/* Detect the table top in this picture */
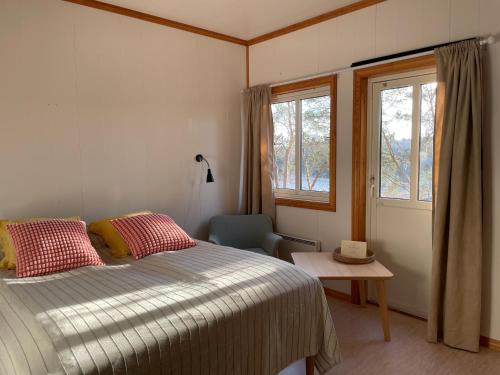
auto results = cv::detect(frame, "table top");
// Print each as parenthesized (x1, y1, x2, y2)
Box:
(291, 252, 394, 280)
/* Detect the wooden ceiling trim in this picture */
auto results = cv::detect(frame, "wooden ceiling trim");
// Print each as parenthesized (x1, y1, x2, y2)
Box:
(62, 0, 386, 47)
(247, 0, 386, 45)
(62, 0, 248, 46)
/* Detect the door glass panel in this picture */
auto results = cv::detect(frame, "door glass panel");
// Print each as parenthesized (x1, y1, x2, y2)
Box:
(301, 96, 330, 192)
(418, 82, 437, 201)
(379, 86, 413, 200)
(272, 101, 296, 190)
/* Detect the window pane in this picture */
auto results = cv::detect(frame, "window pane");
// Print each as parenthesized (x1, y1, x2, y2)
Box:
(379, 86, 413, 200)
(301, 96, 330, 192)
(418, 82, 437, 202)
(272, 101, 296, 189)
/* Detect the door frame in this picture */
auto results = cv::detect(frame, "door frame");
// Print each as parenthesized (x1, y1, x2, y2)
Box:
(350, 54, 436, 303)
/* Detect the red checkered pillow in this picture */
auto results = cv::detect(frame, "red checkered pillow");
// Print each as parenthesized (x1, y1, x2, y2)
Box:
(7, 220, 104, 278)
(111, 213, 196, 259)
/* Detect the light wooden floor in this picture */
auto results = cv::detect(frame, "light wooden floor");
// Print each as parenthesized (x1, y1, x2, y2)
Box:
(280, 297, 500, 375)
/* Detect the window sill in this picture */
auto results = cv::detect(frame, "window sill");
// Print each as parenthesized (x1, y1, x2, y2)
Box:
(275, 197, 336, 212)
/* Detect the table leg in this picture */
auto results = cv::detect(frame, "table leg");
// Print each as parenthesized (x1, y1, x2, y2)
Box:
(350, 280, 360, 304)
(375, 279, 391, 341)
(306, 355, 315, 375)
(359, 280, 367, 307)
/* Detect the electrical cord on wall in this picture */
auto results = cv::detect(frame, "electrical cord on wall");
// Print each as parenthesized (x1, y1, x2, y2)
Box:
(182, 162, 205, 236)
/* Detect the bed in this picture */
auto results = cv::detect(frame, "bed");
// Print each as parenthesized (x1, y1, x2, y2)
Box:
(0, 238, 340, 375)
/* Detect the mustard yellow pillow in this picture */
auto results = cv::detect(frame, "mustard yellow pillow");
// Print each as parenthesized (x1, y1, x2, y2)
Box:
(0, 217, 80, 269)
(0, 227, 14, 269)
(0, 224, 16, 270)
(88, 212, 151, 257)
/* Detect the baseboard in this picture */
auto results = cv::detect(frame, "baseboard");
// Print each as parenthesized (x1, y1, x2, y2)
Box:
(323, 287, 500, 352)
(365, 299, 427, 322)
(323, 287, 351, 302)
(480, 336, 500, 351)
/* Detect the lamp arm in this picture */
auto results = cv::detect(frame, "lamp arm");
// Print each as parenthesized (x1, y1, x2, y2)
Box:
(195, 154, 210, 167)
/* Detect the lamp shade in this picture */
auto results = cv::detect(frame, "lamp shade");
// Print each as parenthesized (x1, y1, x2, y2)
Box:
(206, 168, 214, 183)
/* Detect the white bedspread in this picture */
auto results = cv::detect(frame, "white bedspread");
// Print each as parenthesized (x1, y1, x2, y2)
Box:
(0, 240, 340, 374)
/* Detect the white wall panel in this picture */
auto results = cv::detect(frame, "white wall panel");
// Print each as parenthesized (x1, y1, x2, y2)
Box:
(0, 0, 246, 239)
(250, 25, 321, 85)
(450, 0, 480, 40)
(318, 6, 376, 71)
(375, 0, 451, 57)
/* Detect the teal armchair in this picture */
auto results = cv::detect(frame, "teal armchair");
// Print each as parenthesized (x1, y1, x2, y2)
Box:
(208, 214, 282, 257)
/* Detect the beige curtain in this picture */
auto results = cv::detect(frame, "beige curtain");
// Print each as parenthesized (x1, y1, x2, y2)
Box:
(240, 85, 275, 220)
(428, 40, 483, 352)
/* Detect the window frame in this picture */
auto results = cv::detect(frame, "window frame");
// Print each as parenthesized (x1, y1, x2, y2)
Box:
(271, 75, 337, 212)
(368, 70, 436, 211)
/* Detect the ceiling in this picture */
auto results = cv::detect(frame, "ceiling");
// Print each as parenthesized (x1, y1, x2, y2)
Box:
(103, 0, 358, 40)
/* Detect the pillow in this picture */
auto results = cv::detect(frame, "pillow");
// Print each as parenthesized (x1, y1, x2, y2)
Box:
(0, 216, 80, 270)
(111, 213, 196, 259)
(7, 220, 104, 278)
(0, 246, 8, 269)
(88, 211, 151, 257)
(0, 231, 11, 269)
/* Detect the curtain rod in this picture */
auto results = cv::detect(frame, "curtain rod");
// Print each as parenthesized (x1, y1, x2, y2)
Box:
(265, 35, 495, 89)
(351, 36, 494, 67)
(268, 50, 431, 88)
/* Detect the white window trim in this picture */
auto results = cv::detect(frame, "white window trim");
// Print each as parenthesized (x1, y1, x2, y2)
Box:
(272, 85, 331, 203)
(368, 70, 436, 211)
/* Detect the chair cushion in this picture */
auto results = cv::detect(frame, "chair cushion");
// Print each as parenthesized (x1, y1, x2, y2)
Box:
(245, 248, 270, 256)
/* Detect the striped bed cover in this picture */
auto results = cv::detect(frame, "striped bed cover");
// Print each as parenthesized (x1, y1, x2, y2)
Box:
(0, 240, 340, 375)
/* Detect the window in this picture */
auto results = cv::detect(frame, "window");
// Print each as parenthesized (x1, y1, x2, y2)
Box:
(373, 72, 436, 206)
(418, 82, 437, 202)
(271, 76, 336, 211)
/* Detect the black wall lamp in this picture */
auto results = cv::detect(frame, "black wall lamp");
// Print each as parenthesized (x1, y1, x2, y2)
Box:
(195, 154, 214, 183)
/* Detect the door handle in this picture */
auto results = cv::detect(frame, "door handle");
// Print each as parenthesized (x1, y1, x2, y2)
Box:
(370, 176, 376, 198)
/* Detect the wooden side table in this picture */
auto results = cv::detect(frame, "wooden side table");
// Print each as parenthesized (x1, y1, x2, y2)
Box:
(292, 252, 394, 341)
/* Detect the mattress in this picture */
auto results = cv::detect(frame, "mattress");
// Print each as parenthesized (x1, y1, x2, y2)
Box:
(0, 239, 340, 374)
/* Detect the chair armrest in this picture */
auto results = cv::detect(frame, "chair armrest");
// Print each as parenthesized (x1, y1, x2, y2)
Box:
(208, 233, 221, 245)
(262, 232, 283, 257)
